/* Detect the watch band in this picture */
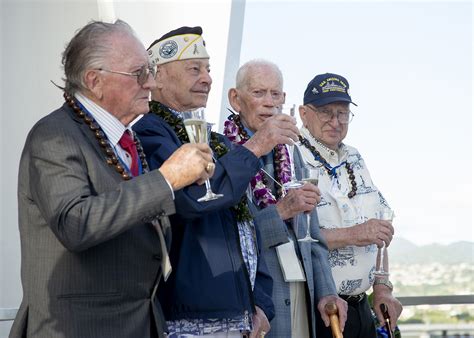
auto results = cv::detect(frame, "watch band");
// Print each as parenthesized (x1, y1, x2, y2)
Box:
(373, 277, 393, 291)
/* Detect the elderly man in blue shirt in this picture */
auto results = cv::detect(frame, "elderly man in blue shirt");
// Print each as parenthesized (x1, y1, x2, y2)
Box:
(134, 27, 300, 338)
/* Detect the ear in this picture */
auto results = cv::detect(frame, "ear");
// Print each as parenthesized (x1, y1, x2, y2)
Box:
(228, 88, 241, 112)
(299, 105, 307, 126)
(282, 91, 287, 104)
(154, 65, 166, 90)
(84, 69, 103, 100)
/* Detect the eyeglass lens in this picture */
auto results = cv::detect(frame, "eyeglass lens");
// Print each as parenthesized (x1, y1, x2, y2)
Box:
(315, 108, 353, 124)
(137, 65, 156, 86)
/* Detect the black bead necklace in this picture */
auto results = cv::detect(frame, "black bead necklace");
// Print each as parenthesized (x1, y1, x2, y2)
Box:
(150, 101, 253, 222)
(298, 135, 357, 198)
(149, 101, 228, 156)
(64, 92, 148, 180)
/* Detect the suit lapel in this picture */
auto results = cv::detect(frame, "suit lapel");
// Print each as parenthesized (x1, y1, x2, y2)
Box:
(64, 103, 124, 182)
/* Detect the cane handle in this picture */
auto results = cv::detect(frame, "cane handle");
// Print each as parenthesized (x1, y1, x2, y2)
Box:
(325, 302, 343, 338)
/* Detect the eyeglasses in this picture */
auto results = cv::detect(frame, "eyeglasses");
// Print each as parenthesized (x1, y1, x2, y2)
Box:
(97, 65, 156, 86)
(306, 105, 354, 124)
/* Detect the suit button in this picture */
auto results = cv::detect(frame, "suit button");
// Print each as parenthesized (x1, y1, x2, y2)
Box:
(285, 299, 291, 306)
(153, 254, 161, 260)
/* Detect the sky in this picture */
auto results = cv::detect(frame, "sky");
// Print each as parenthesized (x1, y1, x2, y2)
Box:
(239, 0, 472, 245)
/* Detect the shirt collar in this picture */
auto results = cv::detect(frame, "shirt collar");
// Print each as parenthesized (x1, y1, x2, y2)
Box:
(168, 106, 184, 119)
(75, 93, 130, 146)
(300, 127, 348, 163)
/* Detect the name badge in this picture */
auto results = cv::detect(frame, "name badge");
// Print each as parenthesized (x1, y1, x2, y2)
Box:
(276, 239, 306, 282)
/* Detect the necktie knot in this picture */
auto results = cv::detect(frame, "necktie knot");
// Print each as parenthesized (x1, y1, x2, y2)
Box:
(118, 130, 139, 176)
(119, 130, 135, 149)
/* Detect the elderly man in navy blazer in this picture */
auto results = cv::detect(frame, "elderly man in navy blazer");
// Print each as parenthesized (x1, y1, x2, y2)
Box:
(134, 26, 303, 338)
(10, 20, 213, 338)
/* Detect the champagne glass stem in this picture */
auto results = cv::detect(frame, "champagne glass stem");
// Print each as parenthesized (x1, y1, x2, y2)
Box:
(376, 241, 387, 275)
(378, 243, 385, 273)
(375, 208, 394, 275)
(197, 178, 223, 202)
(306, 214, 312, 238)
(383, 245, 389, 272)
(204, 179, 212, 192)
(288, 144, 297, 180)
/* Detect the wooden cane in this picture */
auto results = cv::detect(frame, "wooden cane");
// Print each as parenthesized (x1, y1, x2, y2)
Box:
(325, 302, 343, 338)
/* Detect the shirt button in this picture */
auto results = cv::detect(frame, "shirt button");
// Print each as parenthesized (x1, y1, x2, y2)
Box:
(285, 299, 291, 306)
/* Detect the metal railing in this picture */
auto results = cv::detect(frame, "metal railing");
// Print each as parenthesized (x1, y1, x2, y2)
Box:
(397, 295, 474, 306)
(0, 309, 17, 322)
(1, 295, 473, 329)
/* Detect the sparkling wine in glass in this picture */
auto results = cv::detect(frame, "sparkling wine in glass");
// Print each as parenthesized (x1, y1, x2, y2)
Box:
(298, 166, 320, 242)
(374, 208, 394, 276)
(279, 104, 303, 190)
(182, 108, 223, 202)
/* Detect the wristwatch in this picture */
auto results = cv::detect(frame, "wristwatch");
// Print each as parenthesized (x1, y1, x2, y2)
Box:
(373, 276, 393, 291)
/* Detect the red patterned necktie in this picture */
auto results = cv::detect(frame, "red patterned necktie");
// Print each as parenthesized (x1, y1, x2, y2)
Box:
(118, 130, 139, 176)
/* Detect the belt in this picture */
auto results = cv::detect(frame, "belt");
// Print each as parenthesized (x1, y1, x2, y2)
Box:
(339, 293, 366, 304)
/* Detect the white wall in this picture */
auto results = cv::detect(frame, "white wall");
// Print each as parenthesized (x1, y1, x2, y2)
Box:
(0, 1, 236, 336)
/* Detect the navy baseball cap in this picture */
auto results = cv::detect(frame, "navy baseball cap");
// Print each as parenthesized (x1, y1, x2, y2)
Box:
(303, 73, 357, 107)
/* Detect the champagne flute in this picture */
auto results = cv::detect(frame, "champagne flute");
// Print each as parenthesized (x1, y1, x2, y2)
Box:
(298, 165, 320, 242)
(279, 104, 303, 190)
(182, 108, 223, 202)
(374, 208, 394, 276)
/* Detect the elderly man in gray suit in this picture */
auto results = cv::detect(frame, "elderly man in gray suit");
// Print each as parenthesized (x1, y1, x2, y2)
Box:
(10, 20, 214, 338)
(224, 59, 348, 337)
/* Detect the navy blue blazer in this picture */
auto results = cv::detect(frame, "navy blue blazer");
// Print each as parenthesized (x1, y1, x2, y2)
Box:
(133, 111, 275, 322)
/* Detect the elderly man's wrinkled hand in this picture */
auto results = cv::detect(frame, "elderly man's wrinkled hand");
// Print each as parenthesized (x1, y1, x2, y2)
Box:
(249, 306, 270, 338)
(276, 183, 320, 220)
(159, 143, 214, 190)
(244, 114, 299, 158)
(373, 286, 403, 331)
(351, 218, 394, 247)
(317, 295, 348, 333)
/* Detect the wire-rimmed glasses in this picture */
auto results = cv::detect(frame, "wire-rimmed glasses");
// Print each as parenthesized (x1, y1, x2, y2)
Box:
(97, 64, 156, 86)
(306, 104, 354, 124)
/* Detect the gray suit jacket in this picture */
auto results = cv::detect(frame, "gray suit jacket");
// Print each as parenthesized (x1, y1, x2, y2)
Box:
(10, 103, 175, 338)
(249, 148, 336, 338)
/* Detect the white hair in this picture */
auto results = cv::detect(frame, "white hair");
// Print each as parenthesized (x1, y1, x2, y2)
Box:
(235, 59, 284, 89)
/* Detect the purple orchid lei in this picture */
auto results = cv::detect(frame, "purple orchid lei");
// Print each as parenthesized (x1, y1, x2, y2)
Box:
(223, 113, 292, 209)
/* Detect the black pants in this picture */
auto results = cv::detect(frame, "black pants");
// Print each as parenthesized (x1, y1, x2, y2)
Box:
(315, 294, 376, 338)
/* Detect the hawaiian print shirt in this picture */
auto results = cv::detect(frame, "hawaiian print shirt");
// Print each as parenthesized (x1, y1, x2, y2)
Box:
(297, 127, 391, 295)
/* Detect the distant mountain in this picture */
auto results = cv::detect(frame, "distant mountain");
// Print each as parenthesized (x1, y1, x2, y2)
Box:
(389, 237, 474, 264)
